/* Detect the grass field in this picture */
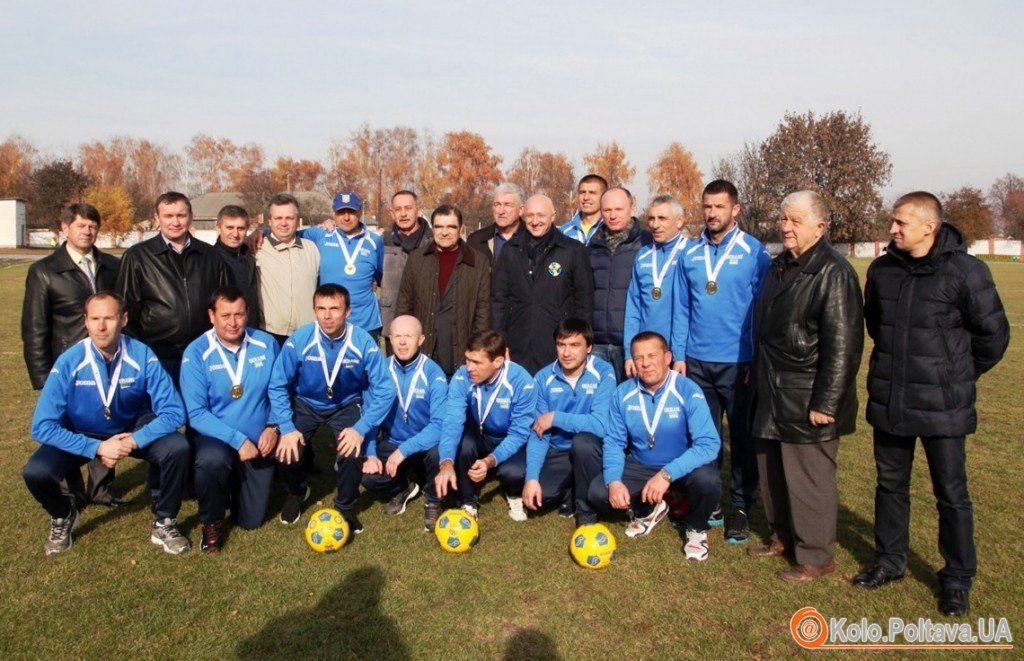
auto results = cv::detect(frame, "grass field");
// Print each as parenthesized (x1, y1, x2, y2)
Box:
(0, 259, 1020, 659)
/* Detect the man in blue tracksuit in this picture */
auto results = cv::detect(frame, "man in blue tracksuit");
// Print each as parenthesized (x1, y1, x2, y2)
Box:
(524, 319, 615, 526)
(559, 174, 608, 245)
(590, 331, 721, 561)
(181, 286, 281, 553)
(434, 330, 538, 521)
(270, 283, 395, 532)
(672, 180, 771, 542)
(361, 315, 448, 531)
(23, 292, 190, 556)
(297, 192, 385, 338)
(623, 195, 688, 379)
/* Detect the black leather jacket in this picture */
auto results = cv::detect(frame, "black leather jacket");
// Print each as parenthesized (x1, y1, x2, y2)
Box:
(116, 234, 228, 360)
(751, 238, 864, 443)
(22, 243, 121, 389)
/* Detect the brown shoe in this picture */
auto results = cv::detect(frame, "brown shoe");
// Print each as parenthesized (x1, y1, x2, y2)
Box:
(748, 540, 790, 558)
(779, 562, 837, 583)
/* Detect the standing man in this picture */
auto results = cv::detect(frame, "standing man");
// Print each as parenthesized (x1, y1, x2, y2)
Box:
(854, 192, 1009, 616)
(588, 331, 721, 561)
(623, 195, 688, 379)
(588, 186, 651, 381)
(22, 203, 121, 506)
(379, 191, 432, 345)
(672, 180, 772, 542)
(468, 182, 526, 263)
(361, 315, 449, 531)
(560, 174, 608, 245)
(396, 204, 490, 377)
(23, 292, 191, 555)
(270, 284, 395, 532)
(491, 194, 595, 374)
(434, 330, 538, 521)
(525, 319, 616, 525)
(181, 287, 281, 553)
(748, 191, 863, 583)
(213, 205, 262, 328)
(255, 194, 320, 345)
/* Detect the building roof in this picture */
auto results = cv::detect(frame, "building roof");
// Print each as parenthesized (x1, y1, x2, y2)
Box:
(191, 191, 334, 222)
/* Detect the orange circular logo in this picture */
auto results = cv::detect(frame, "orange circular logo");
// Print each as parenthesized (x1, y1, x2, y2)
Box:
(790, 607, 828, 649)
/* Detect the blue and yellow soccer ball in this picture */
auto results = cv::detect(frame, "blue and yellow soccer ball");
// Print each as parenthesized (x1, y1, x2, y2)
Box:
(570, 524, 617, 569)
(434, 509, 479, 554)
(304, 508, 350, 553)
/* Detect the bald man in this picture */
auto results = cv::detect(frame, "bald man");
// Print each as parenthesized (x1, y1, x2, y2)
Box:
(361, 315, 449, 531)
(491, 194, 595, 374)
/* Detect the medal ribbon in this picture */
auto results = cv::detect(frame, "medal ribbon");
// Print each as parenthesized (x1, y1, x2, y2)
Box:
(85, 338, 125, 415)
(208, 329, 248, 393)
(389, 354, 427, 419)
(703, 228, 742, 288)
(315, 324, 354, 394)
(473, 364, 508, 433)
(638, 371, 678, 446)
(650, 236, 686, 291)
(335, 229, 367, 275)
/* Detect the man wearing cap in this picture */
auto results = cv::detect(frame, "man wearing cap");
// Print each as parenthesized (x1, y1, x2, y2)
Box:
(380, 191, 432, 349)
(468, 182, 526, 263)
(560, 174, 608, 245)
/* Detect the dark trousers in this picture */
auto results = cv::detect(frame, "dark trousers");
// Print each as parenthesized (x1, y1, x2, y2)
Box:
(277, 399, 362, 512)
(455, 427, 527, 508)
(61, 457, 116, 506)
(151, 356, 195, 497)
(757, 437, 838, 567)
(530, 433, 604, 521)
(686, 357, 756, 510)
(588, 456, 721, 531)
(23, 433, 189, 520)
(591, 344, 625, 383)
(873, 429, 975, 589)
(361, 439, 441, 503)
(194, 435, 276, 529)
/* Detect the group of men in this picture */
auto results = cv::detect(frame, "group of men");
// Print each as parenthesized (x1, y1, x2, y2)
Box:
(21, 176, 1008, 617)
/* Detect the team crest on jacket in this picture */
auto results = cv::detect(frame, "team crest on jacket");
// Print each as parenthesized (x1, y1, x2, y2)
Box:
(548, 262, 562, 277)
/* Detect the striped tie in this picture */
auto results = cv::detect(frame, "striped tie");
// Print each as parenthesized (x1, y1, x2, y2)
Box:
(81, 256, 96, 292)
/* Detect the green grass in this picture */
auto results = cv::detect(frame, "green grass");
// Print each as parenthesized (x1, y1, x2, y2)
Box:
(0, 259, 1020, 659)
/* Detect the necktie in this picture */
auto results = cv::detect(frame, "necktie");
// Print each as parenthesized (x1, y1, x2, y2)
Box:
(81, 256, 96, 292)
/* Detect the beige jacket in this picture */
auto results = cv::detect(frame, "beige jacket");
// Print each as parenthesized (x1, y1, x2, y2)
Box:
(256, 236, 320, 336)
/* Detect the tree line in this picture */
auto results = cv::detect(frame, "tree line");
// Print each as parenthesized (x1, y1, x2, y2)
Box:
(1, 111, 1021, 243)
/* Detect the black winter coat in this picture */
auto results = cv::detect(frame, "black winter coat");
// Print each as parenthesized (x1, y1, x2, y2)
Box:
(21, 243, 121, 389)
(491, 229, 595, 374)
(751, 238, 864, 443)
(467, 221, 524, 264)
(864, 223, 1009, 437)
(214, 239, 262, 328)
(588, 220, 652, 346)
(116, 234, 228, 360)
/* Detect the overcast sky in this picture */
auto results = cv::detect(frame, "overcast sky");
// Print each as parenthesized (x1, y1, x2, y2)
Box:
(3, 1, 1022, 203)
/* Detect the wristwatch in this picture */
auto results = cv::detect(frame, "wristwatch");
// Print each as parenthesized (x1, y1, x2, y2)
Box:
(659, 469, 672, 483)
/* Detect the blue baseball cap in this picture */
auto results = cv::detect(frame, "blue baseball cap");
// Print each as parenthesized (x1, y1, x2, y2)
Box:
(332, 192, 363, 212)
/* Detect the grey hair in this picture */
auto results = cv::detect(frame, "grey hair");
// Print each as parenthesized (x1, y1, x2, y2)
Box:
(492, 182, 526, 205)
(648, 194, 684, 217)
(782, 190, 829, 224)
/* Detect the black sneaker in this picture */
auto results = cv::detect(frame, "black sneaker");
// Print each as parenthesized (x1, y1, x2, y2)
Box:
(279, 486, 310, 525)
(342, 511, 364, 535)
(939, 588, 970, 616)
(385, 482, 421, 516)
(423, 501, 441, 532)
(707, 507, 724, 528)
(45, 505, 79, 556)
(201, 521, 224, 554)
(725, 508, 750, 544)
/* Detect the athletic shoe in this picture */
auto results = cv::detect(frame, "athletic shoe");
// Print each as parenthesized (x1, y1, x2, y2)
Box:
(684, 528, 709, 561)
(151, 518, 191, 555)
(558, 492, 575, 518)
(707, 506, 724, 528)
(423, 501, 441, 532)
(461, 504, 479, 518)
(939, 588, 970, 617)
(506, 495, 528, 522)
(385, 483, 421, 516)
(725, 508, 750, 544)
(342, 511, 364, 535)
(279, 485, 310, 525)
(44, 505, 79, 556)
(201, 521, 223, 554)
(625, 499, 669, 538)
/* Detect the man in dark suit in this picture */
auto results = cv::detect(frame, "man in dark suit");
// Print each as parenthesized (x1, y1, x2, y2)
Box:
(467, 182, 525, 263)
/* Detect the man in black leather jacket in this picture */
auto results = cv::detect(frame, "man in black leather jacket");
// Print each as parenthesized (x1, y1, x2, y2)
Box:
(22, 203, 121, 505)
(748, 190, 864, 584)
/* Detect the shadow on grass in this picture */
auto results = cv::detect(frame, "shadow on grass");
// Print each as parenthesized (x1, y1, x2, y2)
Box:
(502, 628, 560, 660)
(836, 502, 939, 590)
(237, 565, 409, 660)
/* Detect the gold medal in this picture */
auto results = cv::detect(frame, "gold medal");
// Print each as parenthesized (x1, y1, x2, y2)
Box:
(231, 384, 243, 399)
(344, 263, 357, 275)
(706, 280, 718, 295)
(652, 287, 662, 300)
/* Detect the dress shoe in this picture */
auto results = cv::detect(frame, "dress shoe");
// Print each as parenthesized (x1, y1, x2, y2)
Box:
(853, 564, 904, 589)
(939, 588, 970, 616)
(779, 562, 837, 583)
(748, 540, 790, 558)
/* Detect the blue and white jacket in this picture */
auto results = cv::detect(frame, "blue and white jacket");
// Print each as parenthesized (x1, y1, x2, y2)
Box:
(623, 233, 687, 359)
(299, 224, 385, 331)
(269, 322, 395, 438)
(672, 225, 772, 363)
(30, 336, 185, 458)
(526, 355, 616, 480)
(559, 211, 603, 245)
(438, 361, 537, 465)
(368, 353, 448, 458)
(603, 371, 720, 484)
(181, 328, 279, 450)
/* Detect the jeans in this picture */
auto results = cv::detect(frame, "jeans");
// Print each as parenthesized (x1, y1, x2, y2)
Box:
(590, 344, 626, 383)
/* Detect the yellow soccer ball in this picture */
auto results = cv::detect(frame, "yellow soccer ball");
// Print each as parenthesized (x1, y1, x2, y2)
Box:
(304, 508, 350, 553)
(570, 524, 617, 569)
(434, 508, 479, 554)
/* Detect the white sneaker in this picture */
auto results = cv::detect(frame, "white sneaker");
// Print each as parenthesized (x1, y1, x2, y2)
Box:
(506, 495, 528, 522)
(461, 504, 479, 518)
(625, 499, 669, 538)
(684, 528, 709, 561)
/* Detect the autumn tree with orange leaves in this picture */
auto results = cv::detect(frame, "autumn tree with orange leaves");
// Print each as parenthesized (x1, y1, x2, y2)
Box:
(583, 141, 635, 188)
(647, 141, 703, 222)
(0, 135, 38, 199)
(434, 131, 503, 230)
(506, 147, 576, 221)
